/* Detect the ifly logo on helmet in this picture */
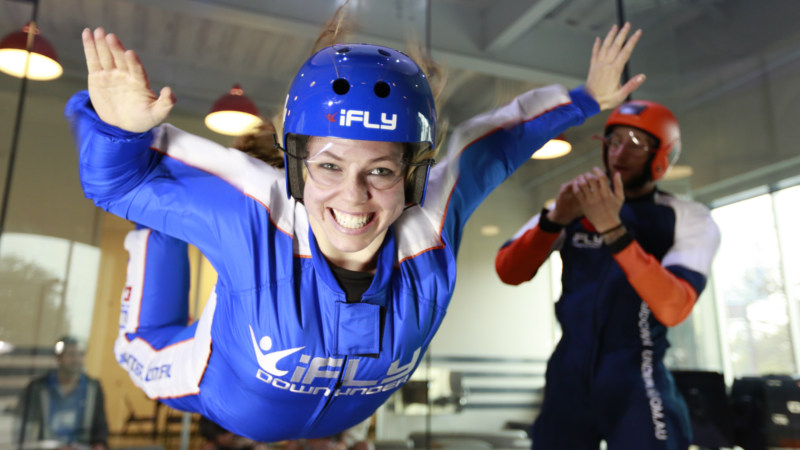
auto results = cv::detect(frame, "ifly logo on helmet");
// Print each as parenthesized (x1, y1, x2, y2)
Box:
(333, 109, 397, 130)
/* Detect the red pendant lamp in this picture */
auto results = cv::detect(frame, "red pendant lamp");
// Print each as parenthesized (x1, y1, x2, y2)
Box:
(205, 84, 263, 136)
(531, 133, 572, 160)
(0, 21, 62, 80)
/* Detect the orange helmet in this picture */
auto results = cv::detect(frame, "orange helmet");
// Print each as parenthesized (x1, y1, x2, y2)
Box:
(604, 100, 681, 182)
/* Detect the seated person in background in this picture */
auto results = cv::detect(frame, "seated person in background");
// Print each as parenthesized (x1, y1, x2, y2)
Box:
(337, 417, 373, 450)
(285, 417, 373, 450)
(15, 336, 109, 450)
(200, 416, 270, 450)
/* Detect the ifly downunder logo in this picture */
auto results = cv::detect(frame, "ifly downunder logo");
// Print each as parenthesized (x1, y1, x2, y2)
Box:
(249, 325, 419, 397)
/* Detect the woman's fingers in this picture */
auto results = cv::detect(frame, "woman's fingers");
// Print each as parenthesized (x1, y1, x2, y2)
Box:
(618, 73, 646, 101)
(598, 24, 619, 58)
(93, 28, 115, 70)
(591, 36, 601, 63)
(596, 23, 638, 67)
(106, 32, 129, 73)
(82, 28, 101, 73)
(153, 86, 177, 121)
(616, 28, 642, 65)
(126, 50, 149, 88)
(609, 22, 632, 56)
(585, 23, 644, 110)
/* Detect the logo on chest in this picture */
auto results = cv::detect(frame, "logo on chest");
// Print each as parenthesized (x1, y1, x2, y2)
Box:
(249, 325, 419, 397)
(571, 232, 603, 249)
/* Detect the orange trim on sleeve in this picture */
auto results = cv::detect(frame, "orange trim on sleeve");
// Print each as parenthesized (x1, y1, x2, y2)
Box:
(612, 240, 698, 327)
(495, 225, 560, 285)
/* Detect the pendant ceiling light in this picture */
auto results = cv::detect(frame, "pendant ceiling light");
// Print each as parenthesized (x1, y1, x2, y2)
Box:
(663, 164, 693, 181)
(0, 21, 62, 81)
(205, 84, 263, 136)
(531, 134, 571, 160)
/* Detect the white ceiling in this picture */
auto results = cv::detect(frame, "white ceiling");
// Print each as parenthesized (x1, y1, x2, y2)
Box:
(3, 0, 798, 124)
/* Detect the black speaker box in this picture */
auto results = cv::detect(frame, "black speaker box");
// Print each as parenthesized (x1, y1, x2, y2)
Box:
(731, 375, 800, 449)
(671, 370, 735, 449)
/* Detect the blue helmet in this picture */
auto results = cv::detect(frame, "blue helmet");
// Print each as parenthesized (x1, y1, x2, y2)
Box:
(282, 43, 436, 205)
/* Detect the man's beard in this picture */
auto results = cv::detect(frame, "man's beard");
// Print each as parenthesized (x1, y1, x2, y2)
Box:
(604, 152, 654, 194)
(623, 166, 651, 191)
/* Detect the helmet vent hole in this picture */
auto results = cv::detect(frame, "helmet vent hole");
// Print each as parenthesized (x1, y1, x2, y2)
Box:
(377, 49, 391, 57)
(335, 47, 351, 54)
(332, 78, 350, 95)
(374, 81, 391, 98)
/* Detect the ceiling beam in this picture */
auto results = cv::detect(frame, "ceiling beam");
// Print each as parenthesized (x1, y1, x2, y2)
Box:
(485, 0, 565, 53)
(434, 50, 582, 86)
(122, 0, 324, 37)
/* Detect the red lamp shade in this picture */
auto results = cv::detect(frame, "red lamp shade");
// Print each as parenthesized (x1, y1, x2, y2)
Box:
(204, 84, 263, 136)
(531, 133, 571, 160)
(0, 22, 62, 80)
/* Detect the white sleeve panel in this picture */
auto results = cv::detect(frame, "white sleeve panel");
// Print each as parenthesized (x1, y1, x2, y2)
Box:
(395, 85, 571, 261)
(153, 125, 311, 256)
(660, 196, 721, 276)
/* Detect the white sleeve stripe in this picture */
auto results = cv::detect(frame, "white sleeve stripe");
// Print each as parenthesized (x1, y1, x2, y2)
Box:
(113, 292, 216, 399)
(395, 85, 572, 261)
(657, 195, 721, 276)
(120, 228, 150, 334)
(151, 125, 311, 256)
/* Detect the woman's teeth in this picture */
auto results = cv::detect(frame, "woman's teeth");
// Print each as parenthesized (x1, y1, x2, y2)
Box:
(332, 209, 372, 229)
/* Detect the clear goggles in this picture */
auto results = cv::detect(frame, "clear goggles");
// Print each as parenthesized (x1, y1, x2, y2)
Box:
(278, 135, 434, 191)
(600, 129, 656, 154)
(303, 152, 408, 191)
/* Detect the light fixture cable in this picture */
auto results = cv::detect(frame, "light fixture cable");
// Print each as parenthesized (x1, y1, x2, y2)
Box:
(0, 0, 42, 256)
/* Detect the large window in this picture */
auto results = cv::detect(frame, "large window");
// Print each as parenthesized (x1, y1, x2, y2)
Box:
(708, 181, 800, 377)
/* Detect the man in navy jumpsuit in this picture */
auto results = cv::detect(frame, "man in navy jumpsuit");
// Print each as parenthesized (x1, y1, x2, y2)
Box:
(496, 101, 720, 449)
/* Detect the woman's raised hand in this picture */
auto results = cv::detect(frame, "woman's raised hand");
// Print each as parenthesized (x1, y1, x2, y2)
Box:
(584, 23, 644, 111)
(82, 28, 176, 132)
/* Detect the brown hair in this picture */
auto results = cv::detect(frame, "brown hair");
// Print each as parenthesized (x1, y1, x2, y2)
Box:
(400, 43, 448, 197)
(231, 119, 284, 168)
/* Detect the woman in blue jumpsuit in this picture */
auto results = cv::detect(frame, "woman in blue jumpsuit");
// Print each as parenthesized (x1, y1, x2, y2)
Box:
(67, 24, 644, 440)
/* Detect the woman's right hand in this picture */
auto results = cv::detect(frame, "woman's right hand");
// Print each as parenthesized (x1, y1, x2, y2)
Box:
(82, 27, 176, 132)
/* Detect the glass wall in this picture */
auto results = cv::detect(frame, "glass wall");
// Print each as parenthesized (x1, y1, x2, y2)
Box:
(708, 182, 800, 378)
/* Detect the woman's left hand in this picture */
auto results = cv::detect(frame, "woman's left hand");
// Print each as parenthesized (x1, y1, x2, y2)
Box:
(584, 23, 645, 111)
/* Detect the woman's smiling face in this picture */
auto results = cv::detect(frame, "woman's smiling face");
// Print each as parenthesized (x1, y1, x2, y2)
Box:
(303, 136, 406, 271)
